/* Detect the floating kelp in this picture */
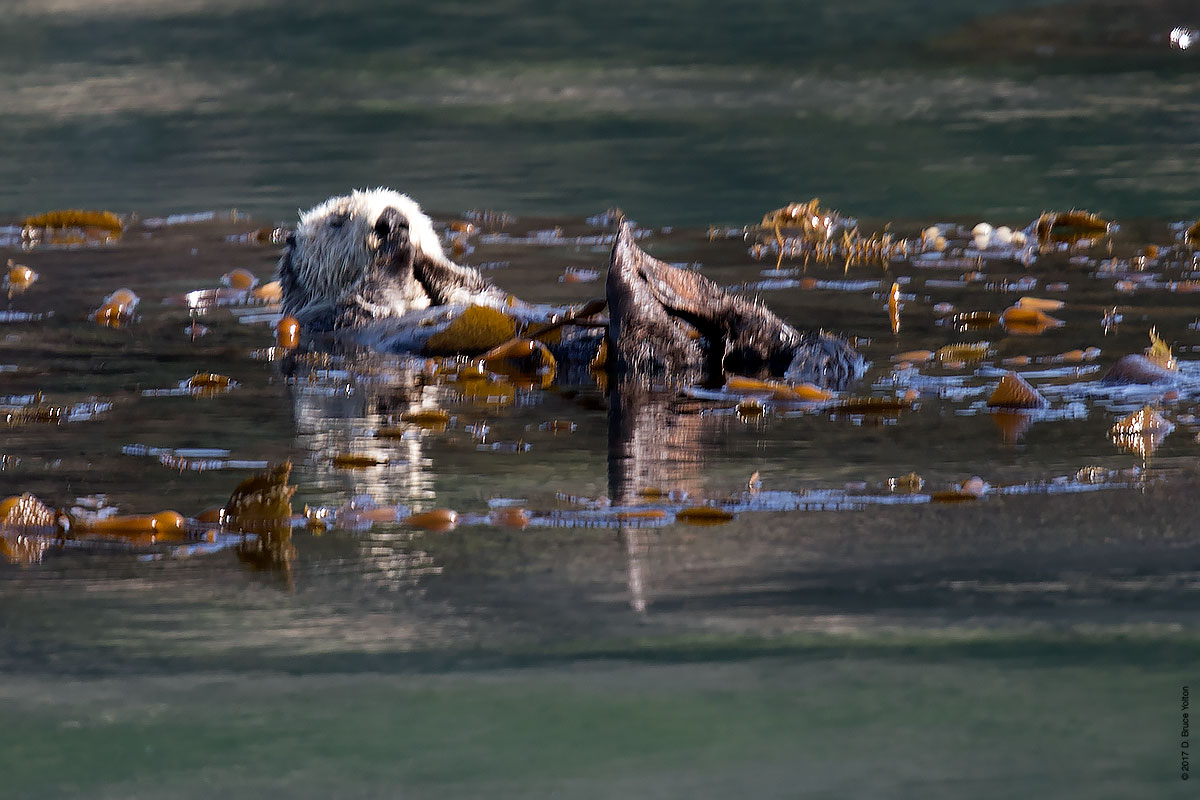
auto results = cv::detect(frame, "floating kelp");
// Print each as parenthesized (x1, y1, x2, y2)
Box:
(887, 281, 901, 334)
(273, 315, 301, 349)
(753, 199, 907, 269)
(1016, 296, 1064, 312)
(952, 311, 1000, 330)
(3, 397, 111, 426)
(930, 475, 988, 503)
(92, 288, 139, 327)
(479, 337, 557, 388)
(225, 461, 295, 535)
(1145, 327, 1176, 371)
(936, 342, 991, 364)
(1186, 220, 1200, 247)
(736, 399, 765, 418)
(760, 199, 844, 244)
(397, 408, 451, 428)
(1110, 405, 1171, 437)
(891, 350, 934, 364)
(675, 505, 735, 525)
(72, 510, 187, 542)
(1035, 210, 1111, 244)
(833, 396, 917, 414)
(987, 372, 1049, 409)
(222, 268, 258, 290)
(186, 373, 236, 394)
(488, 506, 531, 528)
(332, 453, 390, 469)
(0, 492, 60, 530)
(404, 509, 458, 531)
(887, 472, 925, 492)
(1109, 406, 1173, 459)
(725, 374, 832, 402)
(22, 209, 123, 247)
(1000, 305, 1064, 331)
(5, 259, 37, 297)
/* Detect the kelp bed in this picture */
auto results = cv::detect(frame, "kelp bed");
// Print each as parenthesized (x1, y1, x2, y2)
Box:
(2, 203, 1200, 598)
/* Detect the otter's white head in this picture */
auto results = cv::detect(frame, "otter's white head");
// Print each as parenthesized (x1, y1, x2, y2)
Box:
(276, 188, 454, 329)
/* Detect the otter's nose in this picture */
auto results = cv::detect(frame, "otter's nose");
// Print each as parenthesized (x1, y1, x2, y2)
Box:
(374, 207, 409, 244)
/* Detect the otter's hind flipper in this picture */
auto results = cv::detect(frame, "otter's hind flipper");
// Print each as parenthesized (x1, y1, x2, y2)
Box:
(607, 223, 707, 380)
(607, 223, 810, 380)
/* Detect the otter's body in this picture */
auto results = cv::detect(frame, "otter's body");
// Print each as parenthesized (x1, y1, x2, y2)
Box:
(277, 189, 862, 390)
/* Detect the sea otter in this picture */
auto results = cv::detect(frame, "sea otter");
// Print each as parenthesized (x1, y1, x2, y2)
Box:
(277, 188, 862, 389)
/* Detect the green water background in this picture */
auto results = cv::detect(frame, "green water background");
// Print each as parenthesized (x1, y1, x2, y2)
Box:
(1, 1, 1198, 797)
(2, 0, 1199, 225)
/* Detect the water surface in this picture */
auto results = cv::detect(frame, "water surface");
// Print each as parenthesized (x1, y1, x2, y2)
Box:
(1, 1, 1199, 797)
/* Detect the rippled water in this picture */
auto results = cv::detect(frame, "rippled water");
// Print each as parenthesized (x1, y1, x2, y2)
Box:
(2, 2, 1199, 798)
